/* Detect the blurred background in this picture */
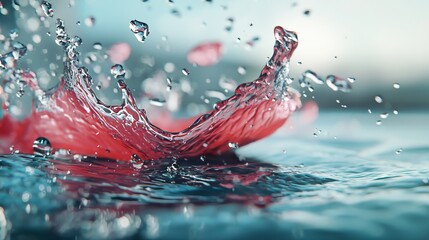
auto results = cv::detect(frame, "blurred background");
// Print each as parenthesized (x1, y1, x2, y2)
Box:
(1, 0, 428, 116)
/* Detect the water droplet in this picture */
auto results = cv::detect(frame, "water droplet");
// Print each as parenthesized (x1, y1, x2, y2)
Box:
(225, 17, 234, 32)
(149, 98, 166, 107)
(393, 110, 399, 115)
(110, 64, 125, 78)
(380, 112, 389, 119)
(244, 36, 260, 49)
(395, 148, 403, 154)
(228, 142, 238, 149)
(25, 204, 31, 214)
(41, 1, 54, 18)
(182, 68, 190, 76)
(325, 75, 351, 92)
(12, 42, 27, 60)
(347, 77, 356, 83)
(237, 66, 246, 75)
(33, 137, 52, 156)
(299, 70, 324, 86)
(303, 9, 311, 15)
(374, 95, 383, 103)
(129, 20, 150, 42)
(93, 42, 103, 50)
(376, 120, 382, 125)
(393, 83, 400, 89)
(85, 16, 95, 27)
(22, 192, 30, 202)
(164, 62, 175, 73)
(368, 109, 372, 114)
(131, 154, 143, 169)
(9, 29, 18, 40)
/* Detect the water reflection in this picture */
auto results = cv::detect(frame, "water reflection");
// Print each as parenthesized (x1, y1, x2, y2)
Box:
(0, 153, 335, 239)
(49, 153, 335, 206)
(46, 153, 334, 239)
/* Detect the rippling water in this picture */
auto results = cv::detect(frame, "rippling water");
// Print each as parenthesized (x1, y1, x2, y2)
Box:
(1, 111, 429, 240)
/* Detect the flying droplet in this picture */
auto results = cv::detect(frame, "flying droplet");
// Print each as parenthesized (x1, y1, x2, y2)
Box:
(129, 20, 150, 42)
(131, 154, 144, 169)
(395, 148, 403, 155)
(225, 17, 234, 32)
(347, 77, 356, 83)
(393, 83, 400, 89)
(41, 1, 54, 18)
(9, 29, 18, 40)
(299, 70, 324, 85)
(110, 64, 125, 78)
(182, 68, 190, 76)
(374, 95, 383, 103)
(237, 66, 246, 75)
(12, 42, 27, 60)
(85, 16, 95, 27)
(245, 36, 260, 49)
(33, 137, 52, 156)
(376, 120, 382, 125)
(393, 110, 399, 115)
(380, 112, 389, 119)
(93, 42, 103, 50)
(325, 75, 351, 92)
(149, 98, 166, 107)
(164, 62, 175, 73)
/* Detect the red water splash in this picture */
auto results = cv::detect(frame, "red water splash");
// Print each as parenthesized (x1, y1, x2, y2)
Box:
(0, 25, 300, 161)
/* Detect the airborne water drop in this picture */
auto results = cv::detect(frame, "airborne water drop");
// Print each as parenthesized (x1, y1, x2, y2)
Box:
(41, 1, 54, 18)
(33, 137, 52, 156)
(110, 64, 125, 78)
(129, 20, 150, 42)
(325, 75, 351, 92)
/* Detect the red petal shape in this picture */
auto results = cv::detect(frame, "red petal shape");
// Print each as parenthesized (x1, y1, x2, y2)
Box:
(187, 42, 223, 67)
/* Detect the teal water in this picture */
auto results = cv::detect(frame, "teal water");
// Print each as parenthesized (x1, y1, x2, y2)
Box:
(1, 111, 428, 240)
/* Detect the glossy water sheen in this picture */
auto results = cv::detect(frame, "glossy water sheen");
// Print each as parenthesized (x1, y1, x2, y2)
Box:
(1, 111, 428, 240)
(0, 24, 300, 161)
